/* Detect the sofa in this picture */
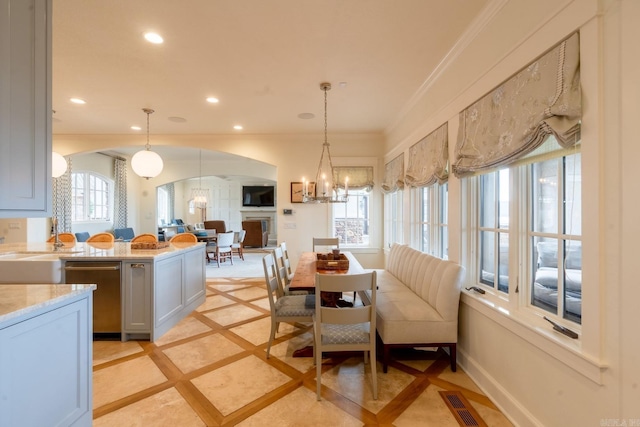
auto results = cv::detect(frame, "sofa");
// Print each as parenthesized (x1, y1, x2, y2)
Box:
(532, 241, 582, 321)
(364, 244, 465, 372)
(242, 220, 268, 248)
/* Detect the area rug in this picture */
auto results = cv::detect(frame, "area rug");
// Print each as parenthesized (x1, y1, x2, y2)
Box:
(205, 249, 271, 279)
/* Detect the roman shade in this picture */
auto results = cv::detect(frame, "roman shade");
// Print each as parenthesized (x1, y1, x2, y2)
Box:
(405, 123, 448, 187)
(453, 32, 581, 178)
(333, 166, 374, 191)
(114, 157, 128, 229)
(381, 154, 404, 193)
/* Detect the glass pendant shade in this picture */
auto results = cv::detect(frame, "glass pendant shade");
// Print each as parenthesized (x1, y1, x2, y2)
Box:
(52, 151, 68, 178)
(131, 150, 164, 179)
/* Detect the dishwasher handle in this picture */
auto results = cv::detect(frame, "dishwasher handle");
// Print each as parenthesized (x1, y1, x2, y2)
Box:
(64, 265, 120, 271)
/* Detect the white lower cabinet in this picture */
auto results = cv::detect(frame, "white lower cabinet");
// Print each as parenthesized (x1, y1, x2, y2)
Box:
(0, 296, 93, 427)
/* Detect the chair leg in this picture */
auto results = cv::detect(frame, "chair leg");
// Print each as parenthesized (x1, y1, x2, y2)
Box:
(266, 319, 276, 359)
(370, 348, 378, 400)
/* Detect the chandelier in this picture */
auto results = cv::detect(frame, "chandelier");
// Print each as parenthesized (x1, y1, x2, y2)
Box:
(302, 82, 348, 203)
(191, 150, 209, 217)
(131, 108, 164, 179)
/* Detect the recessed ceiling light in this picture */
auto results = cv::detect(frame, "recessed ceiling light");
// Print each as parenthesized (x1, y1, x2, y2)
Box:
(131, 126, 141, 131)
(70, 98, 86, 104)
(298, 113, 315, 119)
(206, 97, 219, 104)
(144, 32, 163, 44)
(233, 125, 243, 130)
(168, 116, 187, 123)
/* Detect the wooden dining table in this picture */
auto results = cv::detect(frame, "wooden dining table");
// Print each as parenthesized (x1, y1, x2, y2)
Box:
(288, 251, 365, 293)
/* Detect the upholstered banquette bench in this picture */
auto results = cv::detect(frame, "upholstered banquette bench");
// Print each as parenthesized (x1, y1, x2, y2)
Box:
(363, 244, 465, 372)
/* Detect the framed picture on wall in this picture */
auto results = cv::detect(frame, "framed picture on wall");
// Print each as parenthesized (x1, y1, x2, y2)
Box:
(291, 181, 315, 203)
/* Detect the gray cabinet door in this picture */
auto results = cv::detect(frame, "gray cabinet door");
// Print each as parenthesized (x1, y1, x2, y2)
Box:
(0, 0, 52, 217)
(122, 262, 152, 336)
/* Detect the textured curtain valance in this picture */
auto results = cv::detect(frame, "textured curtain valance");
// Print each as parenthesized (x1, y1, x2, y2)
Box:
(333, 166, 374, 191)
(381, 154, 404, 194)
(405, 123, 448, 188)
(453, 32, 581, 178)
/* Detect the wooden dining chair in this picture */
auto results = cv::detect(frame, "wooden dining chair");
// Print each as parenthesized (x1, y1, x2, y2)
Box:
(262, 252, 314, 358)
(169, 232, 197, 243)
(312, 237, 339, 253)
(131, 233, 158, 243)
(86, 232, 115, 243)
(47, 232, 76, 243)
(273, 246, 307, 296)
(314, 271, 378, 401)
(231, 229, 246, 260)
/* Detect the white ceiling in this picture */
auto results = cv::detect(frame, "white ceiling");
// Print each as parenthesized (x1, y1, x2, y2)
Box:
(52, 0, 489, 141)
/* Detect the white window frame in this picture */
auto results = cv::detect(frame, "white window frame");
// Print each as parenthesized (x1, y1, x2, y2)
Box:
(157, 186, 171, 226)
(384, 190, 403, 248)
(412, 183, 448, 259)
(332, 188, 371, 248)
(71, 171, 113, 223)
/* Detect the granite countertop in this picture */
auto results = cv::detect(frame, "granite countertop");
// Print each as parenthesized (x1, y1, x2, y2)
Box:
(0, 284, 96, 327)
(0, 241, 205, 261)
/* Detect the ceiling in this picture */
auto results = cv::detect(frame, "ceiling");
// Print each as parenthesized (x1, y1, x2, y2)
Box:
(52, 0, 489, 142)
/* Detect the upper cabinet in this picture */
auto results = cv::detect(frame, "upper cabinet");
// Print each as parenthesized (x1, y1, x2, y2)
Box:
(0, 0, 52, 218)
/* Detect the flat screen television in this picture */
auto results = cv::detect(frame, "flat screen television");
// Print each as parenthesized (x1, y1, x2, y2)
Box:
(242, 185, 275, 207)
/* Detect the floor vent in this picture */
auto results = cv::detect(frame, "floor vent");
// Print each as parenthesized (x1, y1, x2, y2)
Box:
(439, 390, 488, 427)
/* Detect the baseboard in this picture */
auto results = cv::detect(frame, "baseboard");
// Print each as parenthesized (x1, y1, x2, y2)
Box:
(458, 348, 543, 427)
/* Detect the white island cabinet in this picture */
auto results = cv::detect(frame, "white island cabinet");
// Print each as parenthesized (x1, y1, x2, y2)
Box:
(0, 0, 52, 217)
(0, 284, 95, 427)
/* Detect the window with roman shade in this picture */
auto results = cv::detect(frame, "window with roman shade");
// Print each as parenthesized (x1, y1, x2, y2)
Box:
(333, 166, 374, 191)
(381, 154, 404, 193)
(453, 32, 581, 177)
(405, 123, 448, 187)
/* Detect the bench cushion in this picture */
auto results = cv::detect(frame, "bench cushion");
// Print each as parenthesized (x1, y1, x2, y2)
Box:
(371, 244, 465, 345)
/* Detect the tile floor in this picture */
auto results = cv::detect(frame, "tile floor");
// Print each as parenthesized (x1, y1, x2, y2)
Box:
(92, 278, 513, 426)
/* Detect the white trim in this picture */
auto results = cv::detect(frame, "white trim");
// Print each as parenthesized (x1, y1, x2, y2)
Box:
(461, 291, 607, 384)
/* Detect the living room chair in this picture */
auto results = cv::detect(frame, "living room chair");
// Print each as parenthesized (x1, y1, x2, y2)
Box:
(262, 252, 315, 359)
(314, 271, 378, 401)
(242, 220, 268, 248)
(204, 220, 226, 233)
(47, 233, 76, 243)
(170, 232, 197, 243)
(312, 237, 339, 253)
(207, 231, 234, 267)
(114, 227, 135, 242)
(232, 230, 246, 260)
(86, 232, 115, 243)
(131, 233, 158, 243)
(74, 232, 90, 242)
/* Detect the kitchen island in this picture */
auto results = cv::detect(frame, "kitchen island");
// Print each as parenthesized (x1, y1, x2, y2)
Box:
(0, 241, 207, 342)
(0, 284, 95, 427)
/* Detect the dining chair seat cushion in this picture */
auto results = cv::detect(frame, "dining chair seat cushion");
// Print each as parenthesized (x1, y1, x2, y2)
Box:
(321, 322, 370, 345)
(275, 296, 315, 317)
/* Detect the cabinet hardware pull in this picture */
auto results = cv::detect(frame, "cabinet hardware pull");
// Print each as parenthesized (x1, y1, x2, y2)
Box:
(131, 263, 146, 269)
(64, 265, 120, 271)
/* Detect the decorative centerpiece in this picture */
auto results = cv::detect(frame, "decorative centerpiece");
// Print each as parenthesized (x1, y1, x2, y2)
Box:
(316, 252, 349, 270)
(130, 241, 170, 250)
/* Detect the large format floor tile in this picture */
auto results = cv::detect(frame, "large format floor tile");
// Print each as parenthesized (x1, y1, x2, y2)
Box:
(92, 278, 513, 426)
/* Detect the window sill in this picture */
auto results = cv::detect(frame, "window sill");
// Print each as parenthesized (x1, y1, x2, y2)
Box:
(460, 291, 607, 384)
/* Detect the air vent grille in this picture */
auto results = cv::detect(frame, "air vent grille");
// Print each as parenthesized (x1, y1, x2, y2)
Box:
(439, 390, 488, 427)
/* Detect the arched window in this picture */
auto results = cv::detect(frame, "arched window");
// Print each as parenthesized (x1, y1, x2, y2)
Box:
(71, 171, 113, 221)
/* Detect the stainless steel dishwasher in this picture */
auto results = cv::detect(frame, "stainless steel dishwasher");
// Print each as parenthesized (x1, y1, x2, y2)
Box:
(64, 261, 122, 338)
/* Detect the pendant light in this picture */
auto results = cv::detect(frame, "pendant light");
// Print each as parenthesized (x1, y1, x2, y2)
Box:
(302, 82, 348, 203)
(131, 108, 164, 179)
(52, 152, 68, 178)
(190, 150, 209, 221)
